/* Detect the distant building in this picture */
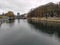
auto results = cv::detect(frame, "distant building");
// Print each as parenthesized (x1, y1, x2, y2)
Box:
(16, 13, 27, 19)
(17, 13, 20, 16)
(16, 13, 20, 19)
(20, 13, 27, 19)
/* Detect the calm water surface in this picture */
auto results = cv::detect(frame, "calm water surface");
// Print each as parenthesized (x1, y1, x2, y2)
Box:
(0, 19, 60, 45)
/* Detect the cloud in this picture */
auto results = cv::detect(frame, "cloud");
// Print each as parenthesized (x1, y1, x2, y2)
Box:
(0, 0, 60, 15)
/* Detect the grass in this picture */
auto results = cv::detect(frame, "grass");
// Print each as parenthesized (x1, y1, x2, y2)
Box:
(0, 16, 3, 19)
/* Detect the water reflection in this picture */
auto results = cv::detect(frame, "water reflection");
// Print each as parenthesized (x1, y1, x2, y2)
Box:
(6, 20, 15, 23)
(0, 19, 60, 45)
(0, 19, 15, 28)
(28, 20, 60, 38)
(0, 21, 3, 28)
(17, 19, 20, 23)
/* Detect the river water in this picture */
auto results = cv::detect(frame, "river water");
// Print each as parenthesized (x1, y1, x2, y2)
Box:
(0, 19, 60, 45)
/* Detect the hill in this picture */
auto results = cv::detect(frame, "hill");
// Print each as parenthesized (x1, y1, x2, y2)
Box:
(27, 2, 60, 18)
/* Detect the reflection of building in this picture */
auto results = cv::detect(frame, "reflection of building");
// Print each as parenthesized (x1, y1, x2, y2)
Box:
(18, 19, 20, 23)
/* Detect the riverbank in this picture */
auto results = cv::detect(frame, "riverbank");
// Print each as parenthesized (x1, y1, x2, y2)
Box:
(28, 17, 60, 23)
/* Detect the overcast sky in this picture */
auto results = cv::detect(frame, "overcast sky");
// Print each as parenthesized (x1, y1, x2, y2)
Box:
(0, 0, 60, 15)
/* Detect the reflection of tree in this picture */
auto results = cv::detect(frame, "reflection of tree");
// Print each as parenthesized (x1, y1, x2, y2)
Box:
(0, 19, 15, 28)
(6, 20, 15, 23)
(28, 20, 60, 38)
(0, 20, 6, 28)
(6, 20, 15, 27)
(0, 21, 2, 28)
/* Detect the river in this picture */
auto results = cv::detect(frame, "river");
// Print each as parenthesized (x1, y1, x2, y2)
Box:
(0, 19, 60, 45)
